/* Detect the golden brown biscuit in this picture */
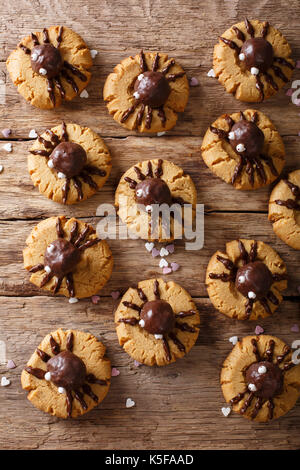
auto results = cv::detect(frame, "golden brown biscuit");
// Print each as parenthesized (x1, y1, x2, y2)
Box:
(221, 335, 300, 422)
(23, 216, 113, 299)
(201, 109, 285, 190)
(269, 170, 300, 250)
(6, 26, 92, 109)
(21, 328, 111, 419)
(115, 158, 197, 242)
(115, 278, 200, 366)
(103, 50, 189, 133)
(28, 122, 111, 205)
(213, 19, 294, 102)
(206, 239, 287, 320)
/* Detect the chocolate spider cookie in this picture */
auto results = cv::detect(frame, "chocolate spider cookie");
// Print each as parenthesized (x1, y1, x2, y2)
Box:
(115, 278, 200, 366)
(28, 122, 111, 205)
(206, 239, 287, 320)
(6, 26, 92, 109)
(21, 328, 111, 418)
(201, 109, 285, 190)
(23, 216, 113, 299)
(213, 19, 294, 102)
(221, 335, 300, 422)
(103, 50, 189, 133)
(115, 159, 197, 242)
(269, 170, 300, 250)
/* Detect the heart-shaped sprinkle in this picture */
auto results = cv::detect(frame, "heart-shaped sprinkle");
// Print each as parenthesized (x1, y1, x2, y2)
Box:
(111, 367, 120, 377)
(28, 129, 38, 138)
(1, 128, 11, 138)
(111, 291, 120, 300)
(162, 267, 172, 274)
(151, 248, 160, 257)
(286, 88, 293, 96)
(207, 68, 216, 78)
(291, 324, 300, 333)
(134, 360, 142, 367)
(255, 325, 264, 335)
(1, 376, 10, 387)
(90, 49, 98, 59)
(6, 360, 16, 370)
(3, 143, 12, 152)
(91, 295, 100, 305)
(221, 406, 231, 417)
(69, 297, 78, 304)
(159, 258, 168, 268)
(157, 131, 166, 137)
(80, 89, 89, 98)
(160, 247, 169, 257)
(189, 77, 199, 86)
(126, 398, 135, 408)
(229, 336, 238, 345)
(145, 242, 154, 252)
(166, 244, 175, 254)
(171, 262, 180, 272)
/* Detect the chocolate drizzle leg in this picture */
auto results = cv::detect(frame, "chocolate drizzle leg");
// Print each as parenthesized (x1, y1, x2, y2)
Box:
(275, 178, 300, 211)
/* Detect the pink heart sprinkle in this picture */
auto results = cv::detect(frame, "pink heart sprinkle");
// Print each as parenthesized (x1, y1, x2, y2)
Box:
(91, 295, 100, 305)
(134, 360, 142, 367)
(296, 60, 300, 69)
(111, 367, 120, 377)
(286, 88, 293, 96)
(166, 244, 175, 254)
(255, 325, 264, 335)
(7, 360, 16, 369)
(151, 248, 160, 257)
(162, 267, 172, 274)
(171, 262, 180, 272)
(291, 324, 300, 333)
(111, 291, 120, 300)
(1, 128, 11, 138)
(189, 77, 199, 87)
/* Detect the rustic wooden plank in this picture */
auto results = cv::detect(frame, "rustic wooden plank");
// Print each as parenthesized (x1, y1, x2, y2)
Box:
(0, 214, 299, 298)
(1, 0, 300, 137)
(0, 135, 299, 219)
(0, 296, 299, 450)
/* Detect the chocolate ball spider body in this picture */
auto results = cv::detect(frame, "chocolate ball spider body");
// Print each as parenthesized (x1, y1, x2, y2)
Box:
(135, 178, 172, 207)
(235, 261, 273, 300)
(134, 71, 171, 108)
(241, 37, 274, 73)
(229, 120, 264, 159)
(31, 43, 63, 78)
(44, 238, 81, 277)
(50, 141, 87, 178)
(245, 360, 283, 399)
(140, 300, 175, 335)
(47, 350, 86, 390)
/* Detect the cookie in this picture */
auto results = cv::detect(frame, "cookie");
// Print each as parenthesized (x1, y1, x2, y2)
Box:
(6, 26, 92, 109)
(201, 109, 285, 190)
(115, 158, 197, 242)
(206, 239, 287, 320)
(115, 278, 200, 366)
(21, 328, 111, 418)
(213, 19, 294, 102)
(28, 122, 112, 205)
(23, 216, 113, 299)
(269, 170, 300, 250)
(221, 335, 300, 422)
(103, 50, 189, 133)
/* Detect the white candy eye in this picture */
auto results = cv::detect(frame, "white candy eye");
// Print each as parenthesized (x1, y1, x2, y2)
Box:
(136, 189, 143, 197)
(31, 52, 38, 61)
(248, 291, 256, 299)
(47, 159, 54, 169)
(228, 131, 235, 140)
(238, 275, 246, 283)
(239, 53, 245, 61)
(258, 365, 267, 374)
(250, 67, 259, 75)
(139, 319, 145, 328)
(44, 372, 51, 381)
(133, 91, 140, 99)
(138, 73, 144, 81)
(44, 265, 51, 274)
(47, 244, 55, 254)
(39, 68, 47, 75)
(145, 205, 153, 212)
(58, 387, 66, 394)
(248, 383, 257, 392)
(154, 334, 163, 340)
(236, 143, 246, 153)
(57, 172, 66, 179)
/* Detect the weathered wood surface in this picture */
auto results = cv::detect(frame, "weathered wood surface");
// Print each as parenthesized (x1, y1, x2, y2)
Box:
(0, 0, 299, 451)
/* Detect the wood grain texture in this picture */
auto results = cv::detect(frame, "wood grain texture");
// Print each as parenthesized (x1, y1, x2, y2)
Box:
(0, 0, 299, 451)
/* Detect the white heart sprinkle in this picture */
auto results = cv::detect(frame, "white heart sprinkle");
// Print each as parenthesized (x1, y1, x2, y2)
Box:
(139, 319, 145, 328)
(58, 387, 66, 394)
(248, 291, 256, 299)
(159, 258, 168, 268)
(228, 131, 235, 140)
(69, 297, 79, 304)
(145, 242, 154, 252)
(229, 336, 238, 345)
(160, 247, 169, 257)
(44, 372, 51, 381)
(0, 165, 3, 173)
(207, 68, 216, 78)
(239, 53, 245, 61)
(126, 398, 135, 408)
(90, 49, 98, 59)
(44, 265, 51, 274)
(29, 129, 38, 138)
(3, 143, 12, 152)
(236, 143, 245, 153)
(157, 131, 166, 137)
(221, 406, 231, 417)
(47, 159, 54, 168)
(250, 67, 259, 76)
(80, 89, 89, 98)
(39, 68, 47, 75)
(154, 334, 163, 340)
(57, 172, 66, 179)
(1, 376, 10, 387)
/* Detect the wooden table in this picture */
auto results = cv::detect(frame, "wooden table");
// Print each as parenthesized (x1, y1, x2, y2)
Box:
(0, 0, 299, 450)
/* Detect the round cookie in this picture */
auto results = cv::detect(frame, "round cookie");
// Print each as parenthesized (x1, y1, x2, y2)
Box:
(6, 26, 92, 109)
(115, 278, 200, 366)
(221, 335, 300, 422)
(23, 216, 113, 299)
(269, 170, 300, 250)
(206, 239, 287, 320)
(28, 122, 112, 205)
(201, 109, 285, 190)
(21, 328, 111, 419)
(115, 159, 197, 242)
(213, 19, 294, 102)
(103, 50, 189, 133)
